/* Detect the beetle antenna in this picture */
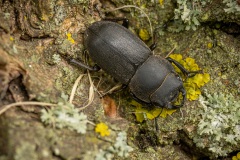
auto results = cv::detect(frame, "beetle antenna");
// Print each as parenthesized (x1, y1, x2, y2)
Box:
(94, 4, 104, 19)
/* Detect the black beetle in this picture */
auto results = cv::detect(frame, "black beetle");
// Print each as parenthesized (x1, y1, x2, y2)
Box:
(71, 19, 197, 109)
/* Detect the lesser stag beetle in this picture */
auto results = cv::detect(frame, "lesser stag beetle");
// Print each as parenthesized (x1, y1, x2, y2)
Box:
(70, 18, 199, 109)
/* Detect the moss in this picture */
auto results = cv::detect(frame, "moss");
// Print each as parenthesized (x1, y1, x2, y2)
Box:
(14, 143, 38, 160)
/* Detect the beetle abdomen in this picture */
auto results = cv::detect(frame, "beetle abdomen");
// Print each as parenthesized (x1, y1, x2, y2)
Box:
(84, 21, 151, 84)
(129, 56, 177, 103)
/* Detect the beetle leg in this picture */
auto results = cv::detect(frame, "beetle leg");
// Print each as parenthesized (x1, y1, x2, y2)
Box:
(94, 4, 104, 19)
(69, 59, 101, 72)
(154, 116, 160, 132)
(149, 29, 158, 51)
(149, 43, 157, 51)
(103, 17, 129, 28)
(154, 108, 164, 132)
(179, 87, 186, 107)
(166, 57, 202, 78)
(122, 18, 129, 28)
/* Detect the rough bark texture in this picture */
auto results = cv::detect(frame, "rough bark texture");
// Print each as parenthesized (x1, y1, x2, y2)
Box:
(0, 0, 239, 160)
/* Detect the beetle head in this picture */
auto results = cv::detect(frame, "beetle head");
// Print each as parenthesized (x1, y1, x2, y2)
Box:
(150, 73, 186, 109)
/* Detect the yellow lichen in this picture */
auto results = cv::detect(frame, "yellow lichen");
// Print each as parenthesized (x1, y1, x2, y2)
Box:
(95, 123, 110, 137)
(232, 152, 240, 160)
(66, 33, 75, 44)
(169, 54, 183, 61)
(159, 0, 164, 6)
(132, 100, 176, 122)
(133, 100, 160, 122)
(41, 14, 48, 21)
(169, 54, 210, 101)
(10, 36, 14, 41)
(237, 152, 240, 159)
(184, 57, 200, 71)
(139, 29, 150, 41)
(159, 108, 177, 118)
(207, 42, 213, 49)
(233, 156, 238, 160)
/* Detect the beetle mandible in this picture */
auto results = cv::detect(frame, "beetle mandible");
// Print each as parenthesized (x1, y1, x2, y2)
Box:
(71, 18, 197, 109)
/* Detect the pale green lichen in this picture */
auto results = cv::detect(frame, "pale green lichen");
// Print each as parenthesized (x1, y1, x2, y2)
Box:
(54, 5, 66, 26)
(193, 91, 240, 157)
(109, 132, 134, 157)
(173, 0, 240, 31)
(52, 54, 61, 64)
(173, 0, 209, 31)
(95, 132, 133, 160)
(41, 101, 89, 134)
(223, 0, 240, 14)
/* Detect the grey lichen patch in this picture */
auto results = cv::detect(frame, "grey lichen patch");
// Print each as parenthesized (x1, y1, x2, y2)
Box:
(54, 4, 67, 26)
(193, 92, 240, 158)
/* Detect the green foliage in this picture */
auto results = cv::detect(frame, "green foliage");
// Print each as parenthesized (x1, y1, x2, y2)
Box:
(95, 132, 133, 160)
(193, 92, 240, 157)
(41, 101, 88, 134)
